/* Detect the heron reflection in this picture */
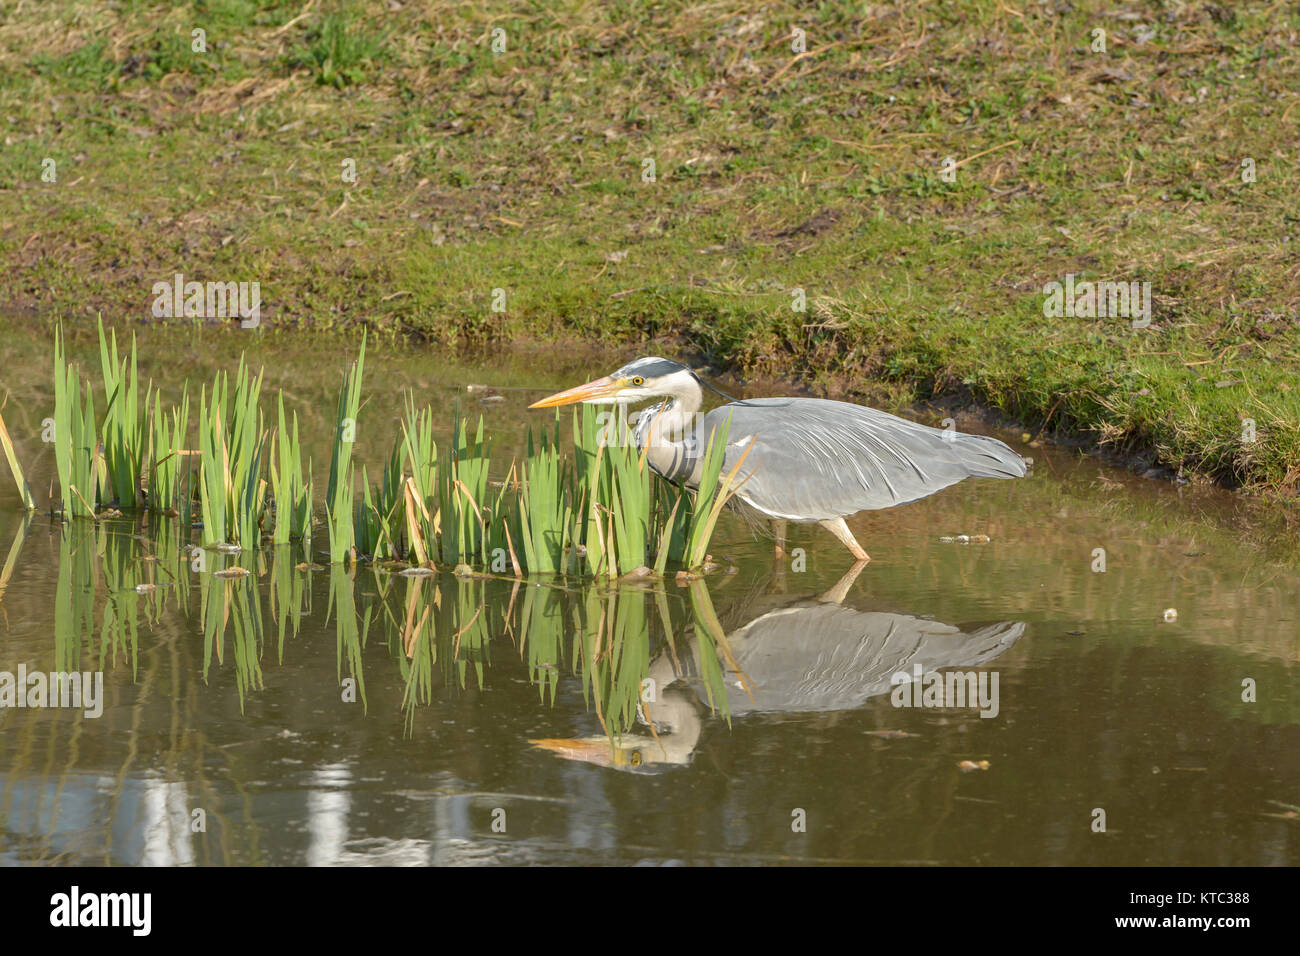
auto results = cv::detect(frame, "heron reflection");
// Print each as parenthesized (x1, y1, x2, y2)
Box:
(532, 563, 1023, 771)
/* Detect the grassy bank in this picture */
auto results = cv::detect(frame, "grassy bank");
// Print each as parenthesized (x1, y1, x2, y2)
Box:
(1, 1, 1297, 496)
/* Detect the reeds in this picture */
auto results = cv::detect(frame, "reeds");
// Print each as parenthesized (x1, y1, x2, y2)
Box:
(271, 393, 312, 546)
(147, 388, 189, 515)
(385, 401, 737, 577)
(328, 564, 371, 710)
(397, 573, 438, 723)
(197, 357, 267, 547)
(516, 418, 572, 574)
(0, 402, 36, 510)
(269, 542, 312, 658)
(25, 324, 739, 577)
(438, 413, 491, 567)
(53, 522, 97, 672)
(97, 317, 144, 508)
(326, 331, 366, 563)
(52, 327, 100, 518)
(356, 442, 403, 561)
(200, 550, 264, 710)
(399, 395, 437, 565)
(682, 415, 753, 569)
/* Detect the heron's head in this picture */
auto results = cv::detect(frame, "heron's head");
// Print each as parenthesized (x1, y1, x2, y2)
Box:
(529, 684, 704, 772)
(529, 357, 699, 409)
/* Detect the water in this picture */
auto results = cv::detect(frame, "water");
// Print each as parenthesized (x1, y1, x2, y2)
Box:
(0, 323, 1297, 865)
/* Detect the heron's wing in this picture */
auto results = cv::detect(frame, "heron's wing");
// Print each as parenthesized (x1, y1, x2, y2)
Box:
(702, 398, 1026, 520)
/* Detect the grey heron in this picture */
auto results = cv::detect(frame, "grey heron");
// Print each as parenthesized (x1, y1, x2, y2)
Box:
(529, 357, 1028, 561)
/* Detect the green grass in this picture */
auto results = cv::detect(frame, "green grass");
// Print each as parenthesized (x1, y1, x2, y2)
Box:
(4, 0, 1298, 498)
(287, 12, 388, 89)
(27, 38, 117, 91)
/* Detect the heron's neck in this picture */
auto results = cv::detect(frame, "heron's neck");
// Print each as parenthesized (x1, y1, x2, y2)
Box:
(631, 377, 704, 483)
(638, 378, 701, 447)
(639, 655, 703, 765)
(641, 691, 702, 765)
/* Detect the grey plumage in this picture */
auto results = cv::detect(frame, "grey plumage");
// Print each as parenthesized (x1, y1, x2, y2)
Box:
(642, 395, 1027, 521)
(722, 608, 1023, 714)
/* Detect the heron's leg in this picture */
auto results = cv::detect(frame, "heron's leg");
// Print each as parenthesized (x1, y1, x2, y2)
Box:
(771, 519, 788, 555)
(818, 517, 870, 562)
(819, 560, 868, 604)
(768, 518, 790, 593)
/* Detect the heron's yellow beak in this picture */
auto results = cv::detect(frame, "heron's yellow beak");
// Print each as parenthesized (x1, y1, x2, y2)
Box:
(529, 736, 656, 769)
(528, 376, 625, 409)
(530, 737, 619, 767)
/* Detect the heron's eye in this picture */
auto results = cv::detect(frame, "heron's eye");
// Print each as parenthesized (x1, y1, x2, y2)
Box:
(631, 376, 644, 386)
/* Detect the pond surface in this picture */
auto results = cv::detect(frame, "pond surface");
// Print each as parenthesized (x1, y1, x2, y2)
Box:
(0, 322, 1297, 865)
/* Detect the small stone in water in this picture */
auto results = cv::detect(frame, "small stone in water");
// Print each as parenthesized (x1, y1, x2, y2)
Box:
(1162, 608, 1178, 622)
